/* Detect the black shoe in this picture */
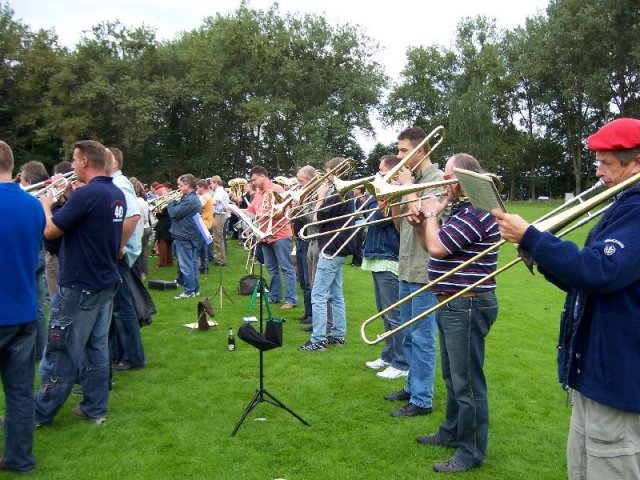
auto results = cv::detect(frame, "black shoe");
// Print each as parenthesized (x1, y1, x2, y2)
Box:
(390, 403, 433, 417)
(327, 336, 345, 347)
(302, 325, 312, 332)
(384, 389, 411, 402)
(300, 316, 312, 324)
(432, 458, 476, 473)
(417, 433, 447, 446)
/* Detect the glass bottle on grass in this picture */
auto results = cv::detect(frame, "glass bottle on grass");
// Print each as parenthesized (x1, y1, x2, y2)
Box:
(228, 328, 235, 351)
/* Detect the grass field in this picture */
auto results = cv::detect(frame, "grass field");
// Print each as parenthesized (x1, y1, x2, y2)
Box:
(3, 200, 582, 479)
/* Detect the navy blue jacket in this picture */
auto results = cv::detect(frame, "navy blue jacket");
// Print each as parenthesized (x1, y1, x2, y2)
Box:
(519, 186, 640, 413)
(362, 195, 399, 261)
(167, 191, 201, 241)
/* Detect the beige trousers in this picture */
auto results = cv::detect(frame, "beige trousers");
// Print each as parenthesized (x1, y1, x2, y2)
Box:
(568, 390, 640, 480)
(212, 214, 226, 263)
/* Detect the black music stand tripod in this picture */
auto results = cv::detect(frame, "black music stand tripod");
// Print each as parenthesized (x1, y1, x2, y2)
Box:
(231, 266, 309, 436)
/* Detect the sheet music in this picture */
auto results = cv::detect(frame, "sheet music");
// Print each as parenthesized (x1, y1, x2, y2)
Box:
(453, 168, 506, 213)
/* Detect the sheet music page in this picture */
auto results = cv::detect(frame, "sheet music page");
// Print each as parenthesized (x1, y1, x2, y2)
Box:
(453, 168, 506, 213)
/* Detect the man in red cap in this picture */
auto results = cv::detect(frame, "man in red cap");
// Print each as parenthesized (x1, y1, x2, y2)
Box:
(492, 118, 640, 479)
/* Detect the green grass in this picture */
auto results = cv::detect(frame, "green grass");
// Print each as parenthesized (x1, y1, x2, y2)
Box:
(4, 200, 580, 479)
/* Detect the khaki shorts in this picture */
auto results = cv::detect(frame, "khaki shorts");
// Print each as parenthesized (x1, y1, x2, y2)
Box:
(568, 390, 640, 480)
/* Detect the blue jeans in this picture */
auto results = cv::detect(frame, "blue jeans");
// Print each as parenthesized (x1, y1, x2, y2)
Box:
(198, 238, 210, 272)
(0, 321, 36, 473)
(400, 281, 437, 409)
(174, 238, 199, 294)
(110, 260, 146, 367)
(436, 292, 498, 467)
(35, 284, 117, 424)
(261, 237, 298, 305)
(372, 271, 405, 369)
(296, 239, 312, 318)
(311, 256, 346, 343)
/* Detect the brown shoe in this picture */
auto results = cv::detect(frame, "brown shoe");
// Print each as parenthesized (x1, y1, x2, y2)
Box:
(72, 405, 106, 425)
(280, 303, 296, 310)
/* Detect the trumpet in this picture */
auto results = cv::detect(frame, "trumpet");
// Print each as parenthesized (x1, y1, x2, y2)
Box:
(31, 173, 77, 201)
(149, 189, 181, 212)
(359, 176, 618, 345)
(24, 170, 76, 193)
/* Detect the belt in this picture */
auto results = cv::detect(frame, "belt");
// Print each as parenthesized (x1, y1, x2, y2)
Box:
(436, 291, 490, 302)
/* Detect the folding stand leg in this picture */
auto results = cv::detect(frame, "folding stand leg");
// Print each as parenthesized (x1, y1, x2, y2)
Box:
(214, 263, 233, 309)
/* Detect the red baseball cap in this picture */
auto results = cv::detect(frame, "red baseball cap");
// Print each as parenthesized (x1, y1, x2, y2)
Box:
(154, 183, 166, 191)
(587, 118, 640, 151)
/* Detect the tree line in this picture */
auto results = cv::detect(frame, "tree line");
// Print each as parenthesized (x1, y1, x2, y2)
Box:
(1, 0, 638, 198)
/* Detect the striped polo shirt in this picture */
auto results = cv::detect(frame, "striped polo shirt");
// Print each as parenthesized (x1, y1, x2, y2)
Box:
(428, 201, 500, 294)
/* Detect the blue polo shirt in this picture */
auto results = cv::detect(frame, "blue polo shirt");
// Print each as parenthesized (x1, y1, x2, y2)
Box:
(0, 182, 45, 326)
(53, 176, 126, 291)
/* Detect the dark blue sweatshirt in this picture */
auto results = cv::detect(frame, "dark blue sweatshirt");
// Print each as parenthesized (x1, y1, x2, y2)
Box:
(520, 186, 640, 413)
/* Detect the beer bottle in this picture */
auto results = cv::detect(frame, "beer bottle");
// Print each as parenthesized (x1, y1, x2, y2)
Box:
(228, 328, 235, 351)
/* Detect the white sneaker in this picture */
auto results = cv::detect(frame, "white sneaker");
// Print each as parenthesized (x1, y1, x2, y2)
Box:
(376, 366, 409, 379)
(365, 358, 390, 370)
(174, 291, 196, 299)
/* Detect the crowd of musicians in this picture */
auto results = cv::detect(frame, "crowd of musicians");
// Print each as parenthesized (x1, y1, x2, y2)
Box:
(1, 117, 640, 477)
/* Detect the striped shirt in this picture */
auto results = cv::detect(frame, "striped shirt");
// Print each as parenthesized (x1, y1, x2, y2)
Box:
(428, 201, 500, 294)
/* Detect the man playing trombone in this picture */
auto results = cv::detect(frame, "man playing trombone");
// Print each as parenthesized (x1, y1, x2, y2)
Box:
(246, 166, 298, 309)
(382, 127, 443, 416)
(493, 118, 640, 479)
(414, 153, 500, 473)
(299, 157, 355, 351)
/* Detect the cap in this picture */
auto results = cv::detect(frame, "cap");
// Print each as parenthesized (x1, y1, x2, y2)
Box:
(154, 183, 166, 191)
(587, 118, 640, 151)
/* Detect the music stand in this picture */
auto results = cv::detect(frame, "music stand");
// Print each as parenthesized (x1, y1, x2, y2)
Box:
(231, 264, 309, 436)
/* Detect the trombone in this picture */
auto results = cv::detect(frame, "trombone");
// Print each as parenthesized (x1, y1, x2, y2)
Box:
(359, 175, 618, 345)
(363, 125, 445, 199)
(244, 159, 356, 245)
(298, 187, 450, 241)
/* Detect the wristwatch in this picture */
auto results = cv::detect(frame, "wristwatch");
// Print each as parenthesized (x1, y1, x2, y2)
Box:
(425, 210, 437, 218)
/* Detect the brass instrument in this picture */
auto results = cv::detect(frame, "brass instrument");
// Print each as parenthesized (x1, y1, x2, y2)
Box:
(25, 171, 76, 193)
(31, 173, 77, 201)
(299, 190, 448, 241)
(149, 189, 181, 212)
(363, 126, 445, 198)
(360, 176, 619, 345)
(332, 175, 376, 198)
(228, 178, 248, 200)
(244, 159, 356, 244)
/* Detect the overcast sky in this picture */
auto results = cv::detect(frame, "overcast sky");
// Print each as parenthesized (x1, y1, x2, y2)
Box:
(11, 0, 549, 150)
